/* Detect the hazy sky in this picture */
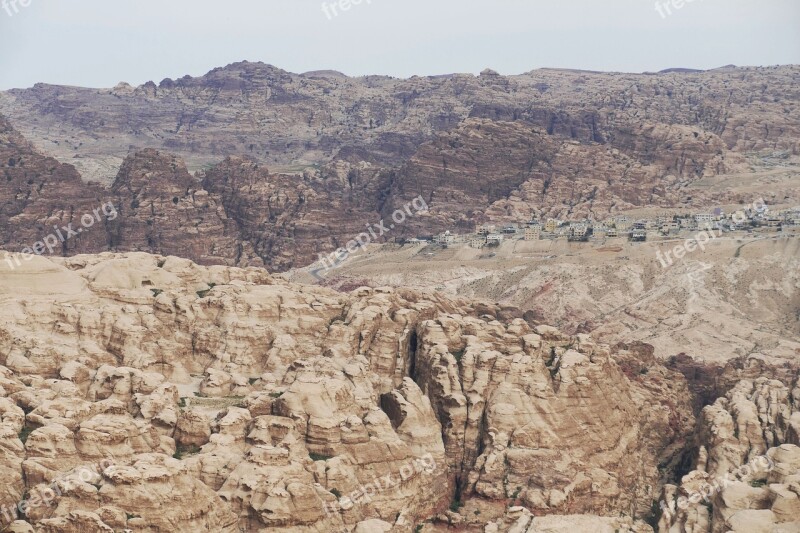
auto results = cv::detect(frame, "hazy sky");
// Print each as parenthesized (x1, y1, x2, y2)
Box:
(0, 0, 798, 90)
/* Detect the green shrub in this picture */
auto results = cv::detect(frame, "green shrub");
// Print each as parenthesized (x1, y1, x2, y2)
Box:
(18, 425, 34, 443)
(173, 444, 201, 460)
(645, 499, 662, 529)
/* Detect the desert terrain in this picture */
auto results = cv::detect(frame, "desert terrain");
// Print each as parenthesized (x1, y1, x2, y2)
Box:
(0, 251, 797, 532)
(0, 60, 798, 533)
(297, 230, 800, 365)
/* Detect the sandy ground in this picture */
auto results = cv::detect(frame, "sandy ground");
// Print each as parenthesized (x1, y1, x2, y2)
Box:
(287, 231, 800, 364)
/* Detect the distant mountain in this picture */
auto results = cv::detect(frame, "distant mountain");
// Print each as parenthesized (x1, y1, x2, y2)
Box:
(0, 63, 798, 270)
(655, 67, 706, 74)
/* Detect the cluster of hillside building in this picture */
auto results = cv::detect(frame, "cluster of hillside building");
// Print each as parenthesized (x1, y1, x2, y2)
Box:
(411, 205, 800, 249)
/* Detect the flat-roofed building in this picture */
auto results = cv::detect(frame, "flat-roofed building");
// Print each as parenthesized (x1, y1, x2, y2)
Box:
(469, 235, 486, 248)
(524, 226, 540, 241)
(486, 233, 504, 245)
(592, 223, 609, 238)
(656, 213, 675, 226)
(615, 216, 631, 231)
(434, 231, 460, 245)
(568, 222, 591, 242)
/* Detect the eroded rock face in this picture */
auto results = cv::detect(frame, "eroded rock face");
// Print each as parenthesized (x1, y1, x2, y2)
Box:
(2, 64, 799, 272)
(413, 320, 696, 517)
(658, 376, 800, 533)
(26, 455, 239, 532)
(109, 148, 256, 267)
(0, 115, 111, 257)
(3, 63, 797, 180)
(0, 118, 264, 269)
(201, 156, 384, 272)
(482, 507, 654, 533)
(387, 119, 749, 231)
(0, 251, 794, 532)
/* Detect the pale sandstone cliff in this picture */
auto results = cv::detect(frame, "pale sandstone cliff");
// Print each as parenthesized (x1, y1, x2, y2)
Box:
(0, 252, 796, 532)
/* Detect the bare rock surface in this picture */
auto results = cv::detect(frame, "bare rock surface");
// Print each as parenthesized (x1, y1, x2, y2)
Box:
(0, 251, 796, 532)
(1, 64, 799, 272)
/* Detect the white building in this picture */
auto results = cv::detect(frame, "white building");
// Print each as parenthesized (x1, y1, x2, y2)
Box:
(486, 233, 504, 245)
(434, 231, 459, 245)
(468, 235, 486, 248)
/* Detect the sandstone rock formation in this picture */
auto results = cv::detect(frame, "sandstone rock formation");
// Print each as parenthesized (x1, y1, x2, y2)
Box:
(2, 63, 797, 180)
(0, 251, 797, 531)
(658, 376, 800, 532)
(1, 63, 799, 272)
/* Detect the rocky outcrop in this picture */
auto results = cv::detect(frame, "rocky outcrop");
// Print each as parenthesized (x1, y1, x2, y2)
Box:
(413, 320, 696, 518)
(0, 115, 111, 256)
(1, 64, 798, 271)
(2, 63, 797, 181)
(26, 454, 239, 532)
(0, 118, 398, 271)
(658, 376, 800, 532)
(0, 119, 264, 268)
(387, 119, 749, 230)
(0, 251, 730, 531)
(201, 156, 385, 271)
(108, 149, 256, 266)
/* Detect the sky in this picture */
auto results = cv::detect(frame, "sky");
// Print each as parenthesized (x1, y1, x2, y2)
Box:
(0, 0, 798, 90)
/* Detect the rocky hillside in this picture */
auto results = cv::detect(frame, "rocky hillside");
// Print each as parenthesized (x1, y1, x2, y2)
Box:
(0, 113, 393, 271)
(0, 117, 259, 268)
(0, 252, 797, 532)
(311, 233, 800, 366)
(1, 63, 798, 178)
(0, 64, 798, 271)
